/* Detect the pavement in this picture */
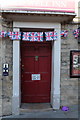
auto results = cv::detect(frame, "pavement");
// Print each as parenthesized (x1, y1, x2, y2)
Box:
(1, 104, 79, 119)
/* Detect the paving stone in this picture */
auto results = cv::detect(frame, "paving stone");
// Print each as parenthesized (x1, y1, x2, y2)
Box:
(2, 105, 79, 119)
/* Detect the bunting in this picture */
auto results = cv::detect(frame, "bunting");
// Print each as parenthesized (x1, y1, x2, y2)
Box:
(0, 31, 57, 41)
(61, 30, 68, 37)
(0, 30, 70, 41)
(0, 31, 7, 37)
(22, 32, 43, 41)
(8, 32, 21, 40)
(73, 29, 79, 38)
(54, 31, 58, 40)
(45, 32, 54, 41)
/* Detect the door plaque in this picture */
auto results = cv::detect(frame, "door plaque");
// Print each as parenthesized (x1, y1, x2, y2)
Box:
(32, 74, 40, 80)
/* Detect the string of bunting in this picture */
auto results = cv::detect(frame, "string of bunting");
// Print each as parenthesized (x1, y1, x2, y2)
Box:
(22, 32, 57, 41)
(0, 30, 68, 41)
(61, 30, 68, 37)
(73, 29, 80, 38)
(0, 31, 58, 41)
(22, 32, 43, 41)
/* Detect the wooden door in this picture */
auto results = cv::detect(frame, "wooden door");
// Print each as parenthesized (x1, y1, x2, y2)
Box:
(21, 42, 51, 103)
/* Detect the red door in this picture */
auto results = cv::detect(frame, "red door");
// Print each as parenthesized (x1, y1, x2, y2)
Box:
(21, 42, 51, 103)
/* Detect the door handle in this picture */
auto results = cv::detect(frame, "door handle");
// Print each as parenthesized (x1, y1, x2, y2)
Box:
(35, 56, 39, 61)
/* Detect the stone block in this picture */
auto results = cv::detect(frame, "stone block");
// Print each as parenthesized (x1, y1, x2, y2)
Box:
(0, 99, 2, 117)
(2, 100, 12, 116)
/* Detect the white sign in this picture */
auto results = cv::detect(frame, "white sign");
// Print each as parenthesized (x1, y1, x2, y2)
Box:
(32, 74, 40, 80)
(1, 0, 75, 13)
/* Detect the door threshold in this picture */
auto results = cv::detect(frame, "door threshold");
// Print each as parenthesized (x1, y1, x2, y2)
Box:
(20, 103, 53, 113)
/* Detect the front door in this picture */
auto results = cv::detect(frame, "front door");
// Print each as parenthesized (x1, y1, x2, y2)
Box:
(21, 42, 51, 103)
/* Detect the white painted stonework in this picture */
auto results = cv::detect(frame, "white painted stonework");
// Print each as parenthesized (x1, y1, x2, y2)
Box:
(12, 28, 21, 115)
(12, 21, 61, 115)
(51, 24, 61, 109)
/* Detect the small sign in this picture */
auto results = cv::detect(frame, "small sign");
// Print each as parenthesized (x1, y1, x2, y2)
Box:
(70, 50, 80, 78)
(3, 64, 9, 76)
(32, 74, 40, 80)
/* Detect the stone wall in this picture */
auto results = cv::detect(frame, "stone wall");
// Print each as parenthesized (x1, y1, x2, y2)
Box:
(0, 13, 2, 117)
(2, 38, 13, 116)
(60, 24, 78, 106)
(0, 16, 13, 116)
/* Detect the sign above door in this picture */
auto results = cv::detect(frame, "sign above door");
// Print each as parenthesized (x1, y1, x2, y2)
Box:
(1, 0, 75, 13)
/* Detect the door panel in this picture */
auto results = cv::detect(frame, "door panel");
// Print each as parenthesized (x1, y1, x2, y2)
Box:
(39, 56, 48, 72)
(23, 57, 35, 73)
(21, 42, 51, 103)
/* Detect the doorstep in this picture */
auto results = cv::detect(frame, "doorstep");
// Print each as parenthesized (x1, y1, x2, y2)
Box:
(20, 103, 53, 114)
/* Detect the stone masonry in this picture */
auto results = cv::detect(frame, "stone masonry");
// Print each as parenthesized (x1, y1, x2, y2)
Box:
(0, 13, 2, 117)
(61, 24, 78, 106)
(0, 16, 13, 116)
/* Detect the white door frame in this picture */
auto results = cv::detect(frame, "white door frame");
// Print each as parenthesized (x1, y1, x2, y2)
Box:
(12, 22, 61, 115)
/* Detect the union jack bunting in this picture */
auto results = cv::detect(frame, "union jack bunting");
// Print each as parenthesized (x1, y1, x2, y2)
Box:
(0, 31, 7, 37)
(61, 30, 68, 37)
(45, 31, 57, 41)
(73, 29, 79, 38)
(22, 32, 30, 41)
(0, 31, 59, 41)
(45, 32, 54, 41)
(54, 31, 57, 40)
(8, 32, 21, 40)
(22, 32, 43, 41)
(7, 31, 13, 38)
